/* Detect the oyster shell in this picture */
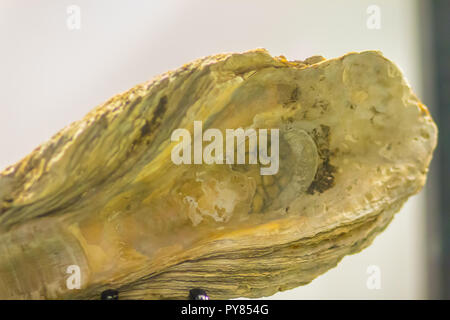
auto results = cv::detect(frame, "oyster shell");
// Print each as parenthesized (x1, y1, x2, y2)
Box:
(0, 49, 437, 299)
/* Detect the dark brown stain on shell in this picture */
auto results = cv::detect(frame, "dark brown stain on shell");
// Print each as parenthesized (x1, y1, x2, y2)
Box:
(307, 124, 336, 194)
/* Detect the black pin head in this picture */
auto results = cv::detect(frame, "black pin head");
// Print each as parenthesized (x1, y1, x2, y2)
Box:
(189, 288, 209, 300)
(101, 289, 119, 300)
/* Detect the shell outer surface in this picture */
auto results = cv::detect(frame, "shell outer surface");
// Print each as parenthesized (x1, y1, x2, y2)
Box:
(0, 49, 438, 299)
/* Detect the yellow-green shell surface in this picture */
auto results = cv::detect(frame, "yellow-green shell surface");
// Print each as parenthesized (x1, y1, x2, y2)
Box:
(0, 49, 437, 299)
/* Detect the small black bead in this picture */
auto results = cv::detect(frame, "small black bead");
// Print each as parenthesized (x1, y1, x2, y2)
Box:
(101, 289, 119, 300)
(189, 288, 209, 300)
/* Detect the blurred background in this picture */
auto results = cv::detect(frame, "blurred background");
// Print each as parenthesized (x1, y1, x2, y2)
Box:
(0, 0, 447, 299)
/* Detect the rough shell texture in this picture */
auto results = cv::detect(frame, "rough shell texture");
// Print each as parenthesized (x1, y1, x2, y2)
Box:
(0, 49, 437, 299)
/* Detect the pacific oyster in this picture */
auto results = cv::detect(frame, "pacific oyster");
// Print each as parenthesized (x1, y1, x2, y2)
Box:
(0, 49, 437, 299)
